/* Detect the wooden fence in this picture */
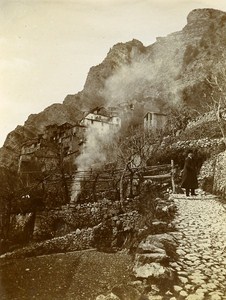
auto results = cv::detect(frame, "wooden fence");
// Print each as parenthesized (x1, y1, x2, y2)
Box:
(16, 160, 176, 204)
(68, 160, 176, 202)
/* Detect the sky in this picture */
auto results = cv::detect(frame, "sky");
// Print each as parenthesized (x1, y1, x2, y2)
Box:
(1, 0, 226, 147)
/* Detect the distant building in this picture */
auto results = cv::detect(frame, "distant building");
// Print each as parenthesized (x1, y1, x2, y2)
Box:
(18, 122, 86, 177)
(79, 106, 121, 133)
(144, 112, 167, 130)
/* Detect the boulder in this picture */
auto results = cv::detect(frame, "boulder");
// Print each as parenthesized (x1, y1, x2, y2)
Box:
(151, 220, 169, 234)
(96, 293, 120, 300)
(133, 262, 174, 280)
(145, 233, 178, 259)
(136, 240, 166, 254)
(135, 253, 169, 264)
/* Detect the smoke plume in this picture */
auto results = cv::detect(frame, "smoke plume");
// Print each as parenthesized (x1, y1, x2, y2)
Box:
(71, 126, 118, 202)
(102, 43, 182, 107)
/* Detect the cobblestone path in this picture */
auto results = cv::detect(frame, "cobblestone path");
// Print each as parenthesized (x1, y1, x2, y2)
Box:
(169, 192, 226, 300)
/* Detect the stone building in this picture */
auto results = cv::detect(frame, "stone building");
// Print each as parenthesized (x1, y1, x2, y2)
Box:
(79, 106, 121, 133)
(18, 123, 86, 180)
(144, 111, 167, 130)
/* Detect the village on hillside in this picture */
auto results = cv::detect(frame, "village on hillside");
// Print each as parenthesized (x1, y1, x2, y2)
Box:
(19, 104, 167, 184)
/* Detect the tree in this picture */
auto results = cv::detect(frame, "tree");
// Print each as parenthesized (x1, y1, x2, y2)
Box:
(164, 103, 198, 137)
(109, 125, 162, 207)
(0, 167, 32, 253)
(205, 69, 226, 146)
(19, 139, 74, 208)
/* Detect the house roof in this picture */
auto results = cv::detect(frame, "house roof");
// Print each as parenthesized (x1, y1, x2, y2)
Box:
(144, 111, 167, 118)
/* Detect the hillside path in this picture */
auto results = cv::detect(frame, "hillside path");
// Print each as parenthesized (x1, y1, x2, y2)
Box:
(169, 192, 226, 300)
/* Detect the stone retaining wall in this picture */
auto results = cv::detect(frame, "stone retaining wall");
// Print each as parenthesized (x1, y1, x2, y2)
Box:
(213, 151, 226, 196)
(199, 150, 226, 197)
(1, 227, 95, 259)
(33, 198, 139, 241)
(171, 138, 224, 150)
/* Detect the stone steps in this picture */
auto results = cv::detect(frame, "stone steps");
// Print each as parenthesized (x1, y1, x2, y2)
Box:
(170, 192, 226, 299)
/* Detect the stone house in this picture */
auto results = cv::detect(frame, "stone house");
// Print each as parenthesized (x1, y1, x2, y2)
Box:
(79, 107, 121, 133)
(144, 111, 167, 130)
(18, 123, 86, 180)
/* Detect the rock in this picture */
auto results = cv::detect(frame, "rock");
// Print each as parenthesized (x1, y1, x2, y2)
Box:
(179, 276, 188, 284)
(169, 262, 180, 268)
(152, 221, 169, 234)
(150, 284, 160, 293)
(176, 249, 186, 256)
(184, 284, 194, 292)
(205, 282, 218, 291)
(133, 262, 172, 279)
(190, 277, 206, 285)
(186, 294, 205, 300)
(195, 288, 208, 295)
(165, 290, 173, 296)
(145, 233, 177, 247)
(135, 253, 169, 264)
(147, 295, 163, 300)
(96, 293, 120, 300)
(136, 241, 166, 254)
(178, 271, 188, 277)
(75, 228, 81, 235)
(210, 293, 222, 300)
(179, 290, 188, 297)
(173, 285, 182, 292)
(144, 233, 178, 258)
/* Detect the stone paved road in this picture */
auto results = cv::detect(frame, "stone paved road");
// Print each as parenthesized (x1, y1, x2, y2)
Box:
(169, 192, 226, 300)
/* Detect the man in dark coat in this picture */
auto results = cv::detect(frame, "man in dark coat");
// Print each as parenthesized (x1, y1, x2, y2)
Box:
(181, 151, 198, 197)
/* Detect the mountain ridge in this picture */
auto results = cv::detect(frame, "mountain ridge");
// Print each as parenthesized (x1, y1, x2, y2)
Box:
(1, 8, 226, 169)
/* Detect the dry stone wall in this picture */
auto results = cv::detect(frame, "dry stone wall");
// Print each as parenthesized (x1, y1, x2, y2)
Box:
(213, 151, 226, 196)
(199, 150, 226, 198)
(170, 138, 224, 151)
(33, 198, 140, 241)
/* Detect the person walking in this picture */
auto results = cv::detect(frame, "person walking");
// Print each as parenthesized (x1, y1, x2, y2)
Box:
(181, 151, 198, 197)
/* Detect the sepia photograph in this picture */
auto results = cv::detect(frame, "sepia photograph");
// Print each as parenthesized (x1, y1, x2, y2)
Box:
(1, 0, 226, 299)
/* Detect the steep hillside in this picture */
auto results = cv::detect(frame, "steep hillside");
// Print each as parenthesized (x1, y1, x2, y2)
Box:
(0, 94, 84, 169)
(1, 8, 226, 169)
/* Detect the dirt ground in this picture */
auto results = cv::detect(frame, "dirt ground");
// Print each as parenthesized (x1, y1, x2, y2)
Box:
(0, 249, 133, 300)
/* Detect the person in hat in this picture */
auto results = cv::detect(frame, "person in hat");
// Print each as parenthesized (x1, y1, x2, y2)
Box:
(181, 151, 198, 197)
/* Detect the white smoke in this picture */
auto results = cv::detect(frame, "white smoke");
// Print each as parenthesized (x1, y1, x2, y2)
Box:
(102, 43, 182, 106)
(76, 126, 116, 170)
(71, 126, 118, 202)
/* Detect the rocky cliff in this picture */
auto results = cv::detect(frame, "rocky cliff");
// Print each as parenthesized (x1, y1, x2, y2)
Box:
(1, 8, 226, 169)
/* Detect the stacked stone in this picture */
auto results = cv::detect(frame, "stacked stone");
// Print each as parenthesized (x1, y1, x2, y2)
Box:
(95, 198, 179, 300)
(171, 138, 223, 151)
(199, 156, 216, 182)
(0, 227, 95, 259)
(114, 211, 140, 230)
(170, 193, 226, 299)
(33, 198, 142, 240)
(213, 151, 226, 196)
(186, 111, 216, 130)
